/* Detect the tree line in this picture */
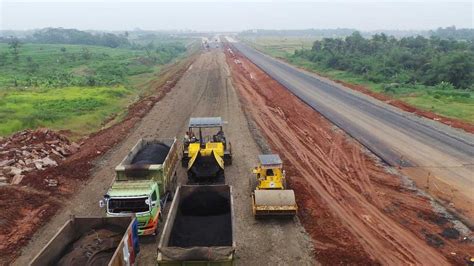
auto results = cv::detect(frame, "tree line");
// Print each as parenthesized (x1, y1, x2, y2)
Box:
(31, 28, 130, 48)
(430, 26, 474, 41)
(293, 31, 474, 90)
(240, 29, 357, 38)
(0, 28, 130, 48)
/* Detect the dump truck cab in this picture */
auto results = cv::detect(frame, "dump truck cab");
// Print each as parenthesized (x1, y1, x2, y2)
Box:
(101, 138, 178, 236)
(104, 180, 161, 236)
(182, 117, 232, 183)
(251, 154, 297, 217)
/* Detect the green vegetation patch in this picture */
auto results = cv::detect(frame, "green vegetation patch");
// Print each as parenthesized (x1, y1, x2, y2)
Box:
(0, 86, 131, 136)
(246, 33, 474, 123)
(0, 41, 187, 88)
(0, 35, 189, 136)
(241, 36, 316, 59)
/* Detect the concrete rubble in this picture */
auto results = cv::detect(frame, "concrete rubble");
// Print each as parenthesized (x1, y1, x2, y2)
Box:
(0, 128, 80, 185)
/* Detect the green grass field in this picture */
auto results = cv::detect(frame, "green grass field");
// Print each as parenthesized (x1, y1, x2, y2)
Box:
(0, 86, 131, 135)
(240, 36, 316, 58)
(243, 37, 474, 123)
(0, 41, 188, 137)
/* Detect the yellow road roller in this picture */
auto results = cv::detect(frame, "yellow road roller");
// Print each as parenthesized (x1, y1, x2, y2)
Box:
(182, 117, 232, 183)
(251, 154, 297, 217)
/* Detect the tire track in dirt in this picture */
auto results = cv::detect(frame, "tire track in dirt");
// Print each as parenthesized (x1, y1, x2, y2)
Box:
(225, 44, 474, 265)
(146, 49, 315, 265)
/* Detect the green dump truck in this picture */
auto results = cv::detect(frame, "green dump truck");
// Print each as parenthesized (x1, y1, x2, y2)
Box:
(157, 185, 235, 265)
(101, 138, 179, 236)
(30, 216, 139, 266)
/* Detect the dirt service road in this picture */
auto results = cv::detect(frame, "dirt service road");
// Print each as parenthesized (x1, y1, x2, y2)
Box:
(14, 49, 314, 265)
(231, 41, 474, 219)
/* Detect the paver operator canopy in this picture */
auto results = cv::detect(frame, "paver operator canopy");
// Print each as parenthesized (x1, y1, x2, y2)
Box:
(185, 117, 226, 147)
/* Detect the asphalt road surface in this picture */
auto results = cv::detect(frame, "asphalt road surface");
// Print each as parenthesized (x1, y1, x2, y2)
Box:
(231, 41, 474, 217)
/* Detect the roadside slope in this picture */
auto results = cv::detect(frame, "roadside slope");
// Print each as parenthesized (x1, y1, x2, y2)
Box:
(231, 41, 474, 220)
(225, 43, 474, 265)
(1, 53, 195, 266)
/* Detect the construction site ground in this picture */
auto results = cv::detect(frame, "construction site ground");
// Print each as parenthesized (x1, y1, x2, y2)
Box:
(231, 41, 474, 224)
(12, 48, 314, 265)
(224, 43, 473, 265)
(4, 44, 473, 265)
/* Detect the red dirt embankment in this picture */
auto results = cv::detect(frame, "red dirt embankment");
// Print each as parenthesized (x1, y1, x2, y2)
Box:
(225, 45, 474, 265)
(0, 56, 195, 265)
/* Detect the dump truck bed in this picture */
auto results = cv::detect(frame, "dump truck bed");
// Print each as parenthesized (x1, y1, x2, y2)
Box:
(30, 216, 139, 266)
(115, 138, 178, 196)
(157, 185, 235, 265)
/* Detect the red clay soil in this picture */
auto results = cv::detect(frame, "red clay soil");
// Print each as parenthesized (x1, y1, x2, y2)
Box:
(225, 45, 474, 265)
(0, 186, 59, 263)
(0, 55, 195, 265)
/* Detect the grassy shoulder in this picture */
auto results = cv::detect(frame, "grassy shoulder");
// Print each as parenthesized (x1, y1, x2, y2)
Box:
(240, 36, 316, 59)
(0, 86, 132, 136)
(242, 37, 474, 123)
(0, 41, 189, 137)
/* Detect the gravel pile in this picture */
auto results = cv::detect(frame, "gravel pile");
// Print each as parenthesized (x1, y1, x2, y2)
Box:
(0, 128, 80, 185)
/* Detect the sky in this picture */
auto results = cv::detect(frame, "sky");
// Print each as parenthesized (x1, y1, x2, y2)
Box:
(1, 0, 473, 31)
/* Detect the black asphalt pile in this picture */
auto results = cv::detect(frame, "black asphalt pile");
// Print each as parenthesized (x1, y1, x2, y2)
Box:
(0, 128, 79, 185)
(169, 191, 232, 247)
(131, 143, 170, 165)
(189, 152, 221, 181)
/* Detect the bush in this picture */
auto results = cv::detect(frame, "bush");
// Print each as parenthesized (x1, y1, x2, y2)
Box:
(434, 81, 455, 91)
(429, 90, 471, 99)
(293, 33, 474, 91)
